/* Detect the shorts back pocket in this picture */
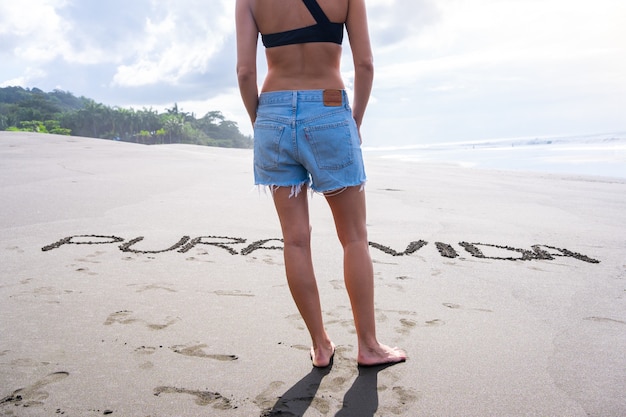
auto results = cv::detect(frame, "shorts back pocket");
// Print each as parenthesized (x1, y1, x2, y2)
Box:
(304, 121, 354, 170)
(254, 124, 285, 170)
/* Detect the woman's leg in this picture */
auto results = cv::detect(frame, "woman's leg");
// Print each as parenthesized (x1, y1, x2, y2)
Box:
(272, 186, 334, 367)
(325, 186, 406, 366)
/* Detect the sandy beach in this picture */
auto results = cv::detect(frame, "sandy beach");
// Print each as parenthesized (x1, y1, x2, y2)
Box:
(1, 131, 625, 416)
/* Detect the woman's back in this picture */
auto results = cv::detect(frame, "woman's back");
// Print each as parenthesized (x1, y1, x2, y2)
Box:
(251, 0, 349, 92)
(236, 0, 373, 127)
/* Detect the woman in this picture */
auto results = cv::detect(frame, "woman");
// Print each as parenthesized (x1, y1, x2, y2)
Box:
(236, 0, 406, 368)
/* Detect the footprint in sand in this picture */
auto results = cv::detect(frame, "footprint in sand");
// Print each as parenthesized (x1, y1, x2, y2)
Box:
(11, 286, 71, 304)
(379, 386, 421, 415)
(396, 317, 445, 335)
(103, 310, 139, 325)
(146, 318, 180, 331)
(6, 245, 25, 253)
(286, 313, 308, 331)
(33, 286, 65, 296)
(213, 290, 255, 297)
(170, 343, 238, 361)
(103, 310, 180, 330)
(254, 381, 286, 411)
(185, 256, 216, 263)
(396, 318, 417, 335)
(368, 309, 438, 335)
(330, 280, 345, 290)
(154, 386, 234, 409)
(134, 346, 158, 355)
(443, 302, 493, 313)
(584, 316, 626, 325)
(386, 282, 405, 292)
(10, 358, 51, 367)
(73, 266, 98, 276)
(289, 344, 310, 352)
(0, 371, 69, 408)
(129, 283, 177, 293)
(244, 254, 282, 266)
(256, 377, 333, 417)
(75, 254, 103, 264)
(262, 255, 282, 266)
(372, 259, 399, 266)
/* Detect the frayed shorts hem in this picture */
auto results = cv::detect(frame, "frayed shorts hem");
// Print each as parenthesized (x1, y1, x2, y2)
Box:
(255, 180, 366, 198)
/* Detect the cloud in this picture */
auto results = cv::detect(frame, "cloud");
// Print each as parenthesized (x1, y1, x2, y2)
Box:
(0, 68, 48, 89)
(1, 0, 625, 145)
(54, 0, 153, 65)
(0, 0, 70, 62)
(52, 0, 235, 87)
(365, 0, 626, 136)
(0, 0, 238, 108)
(111, 8, 229, 87)
(367, 0, 441, 47)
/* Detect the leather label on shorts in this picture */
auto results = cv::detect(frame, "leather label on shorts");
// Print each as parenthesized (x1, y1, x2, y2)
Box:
(323, 89, 342, 107)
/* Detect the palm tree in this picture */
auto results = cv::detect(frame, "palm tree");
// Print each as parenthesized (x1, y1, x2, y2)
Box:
(162, 114, 185, 144)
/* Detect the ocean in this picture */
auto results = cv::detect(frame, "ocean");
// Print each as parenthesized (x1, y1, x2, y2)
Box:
(363, 132, 626, 180)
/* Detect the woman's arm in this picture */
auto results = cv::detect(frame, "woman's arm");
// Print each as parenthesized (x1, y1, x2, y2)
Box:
(345, 0, 374, 133)
(235, 0, 259, 125)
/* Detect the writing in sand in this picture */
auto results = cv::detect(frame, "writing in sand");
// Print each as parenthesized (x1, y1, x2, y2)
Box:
(41, 234, 600, 264)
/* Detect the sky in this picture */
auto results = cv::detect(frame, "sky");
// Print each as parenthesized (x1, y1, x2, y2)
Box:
(1, 0, 625, 146)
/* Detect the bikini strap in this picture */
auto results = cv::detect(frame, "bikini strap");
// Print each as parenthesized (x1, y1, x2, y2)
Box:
(302, 0, 331, 24)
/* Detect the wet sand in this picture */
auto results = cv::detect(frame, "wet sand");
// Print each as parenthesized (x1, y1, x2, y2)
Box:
(1, 131, 625, 416)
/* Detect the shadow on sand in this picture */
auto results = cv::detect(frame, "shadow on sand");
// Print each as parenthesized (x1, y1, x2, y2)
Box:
(261, 363, 395, 417)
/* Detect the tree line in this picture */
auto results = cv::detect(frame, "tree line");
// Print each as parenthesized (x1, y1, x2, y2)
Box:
(0, 86, 252, 148)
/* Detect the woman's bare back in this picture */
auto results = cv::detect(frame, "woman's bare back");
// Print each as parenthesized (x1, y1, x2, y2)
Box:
(251, 0, 349, 92)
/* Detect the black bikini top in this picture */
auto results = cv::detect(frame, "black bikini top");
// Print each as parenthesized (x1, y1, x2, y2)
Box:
(261, 0, 344, 48)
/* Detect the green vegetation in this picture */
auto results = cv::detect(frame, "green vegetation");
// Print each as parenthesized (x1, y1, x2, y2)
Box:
(0, 86, 252, 148)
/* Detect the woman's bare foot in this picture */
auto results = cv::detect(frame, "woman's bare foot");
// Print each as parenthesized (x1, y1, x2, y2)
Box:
(357, 344, 407, 367)
(311, 342, 336, 368)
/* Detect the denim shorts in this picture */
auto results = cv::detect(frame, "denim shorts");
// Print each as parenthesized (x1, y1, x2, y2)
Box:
(254, 89, 366, 194)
